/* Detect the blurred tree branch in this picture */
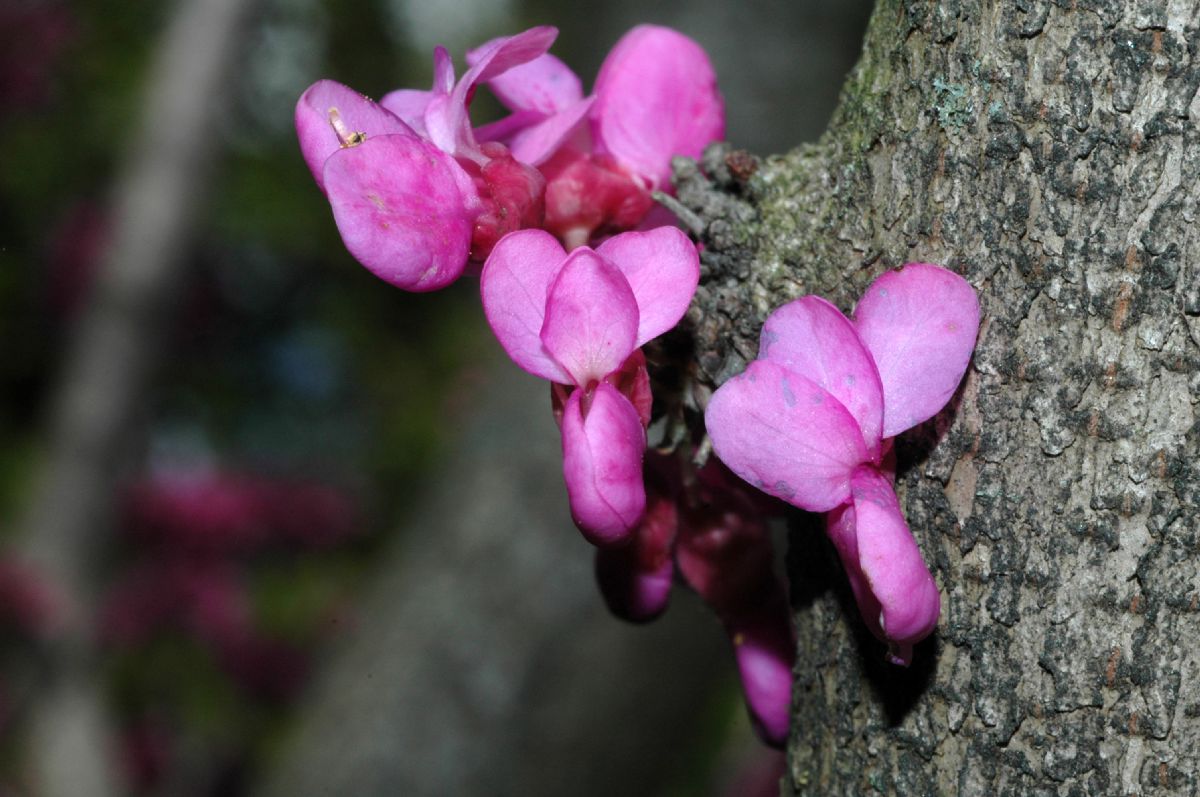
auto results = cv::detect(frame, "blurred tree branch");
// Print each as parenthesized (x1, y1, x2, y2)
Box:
(17, 0, 253, 793)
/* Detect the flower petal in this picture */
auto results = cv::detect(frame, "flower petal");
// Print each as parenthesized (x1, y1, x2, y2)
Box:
(591, 25, 724, 191)
(460, 26, 558, 86)
(378, 88, 433, 137)
(705, 360, 868, 512)
(560, 384, 646, 545)
(505, 96, 595, 166)
(427, 27, 559, 159)
(479, 229, 571, 382)
(295, 80, 414, 192)
(593, 492, 676, 623)
(760, 296, 885, 457)
(595, 227, 700, 346)
(852, 263, 980, 438)
(726, 592, 793, 748)
(473, 109, 542, 145)
(467, 48, 583, 115)
(322, 134, 477, 292)
(827, 467, 941, 666)
(540, 248, 639, 386)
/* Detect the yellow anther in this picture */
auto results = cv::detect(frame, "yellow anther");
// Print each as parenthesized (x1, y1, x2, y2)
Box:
(328, 107, 366, 148)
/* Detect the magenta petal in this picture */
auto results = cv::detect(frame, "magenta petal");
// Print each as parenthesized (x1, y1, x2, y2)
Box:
(467, 48, 583, 114)
(473, 109, 542, 145)
(425, 28, 557, 160)
(540, 249, 639, 387)
(432, 46, 455, 94)
(852, 264, 981, 438)
(595, 546, 672, 622)
(830, 467, 941, 666)
(379, 88, 433, 136)
(592, 25, 724, 191)
(705, 360, 868, 512)
(295, 80, 414, 191)
(760, 296, 885, 458)
(594, 227, 700, 346)
(727, 593, 794, 748)
(594, 493, 676, 623)
(479, 229, 571, 382)
(322, 134, 477, 292)
(506, 96, 595, 166)
(560, 384, 646, 545)
(459, 26, 558, 86)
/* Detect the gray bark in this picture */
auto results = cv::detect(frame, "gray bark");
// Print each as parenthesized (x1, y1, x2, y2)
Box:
(673, 1, 1200, 794)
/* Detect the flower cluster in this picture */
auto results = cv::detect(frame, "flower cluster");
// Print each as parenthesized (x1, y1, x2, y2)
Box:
(481, 226, 698, 542)
(704, 264, 980, 665)
(298, 22, 807, 748)
(296, 24, 722, 291)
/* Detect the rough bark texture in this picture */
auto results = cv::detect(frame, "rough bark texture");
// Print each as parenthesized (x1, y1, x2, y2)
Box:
(674, 1, 1200, 794)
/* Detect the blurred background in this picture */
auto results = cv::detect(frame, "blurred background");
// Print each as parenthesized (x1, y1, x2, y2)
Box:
(0, 0, 872, 794)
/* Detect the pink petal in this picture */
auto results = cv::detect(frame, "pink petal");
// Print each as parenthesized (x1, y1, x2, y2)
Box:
(479, 229, 571, 382)
(560, 383, 646, 545)
(467, 48, 583, 114)
(295, 80, 414, 192)
(540, 248, 639, 387)
(602, 349, 652, 428)
(594, 492, 676, 623)
(760, 296, 885, 458)
(705, 360, 868, 512)
(473, 109, 542, 145)
(675, 499, 772, 617)
(827, 467, 941, 666)
(432, 46, 455, 93)
(505, 96, 595, 166)
(594, 227, 699, 346)
(726, 592, 794, 748)
(378, 88, 433, 136)
(322, 134, 478, 292)
(427, 27, 559, 160)
(592, 25, 724, 191)
(460, 26, 558, 85)
(852, 263, 980, 438)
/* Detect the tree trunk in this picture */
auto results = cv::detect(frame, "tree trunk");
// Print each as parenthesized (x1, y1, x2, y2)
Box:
(675, 1, 1200, 794)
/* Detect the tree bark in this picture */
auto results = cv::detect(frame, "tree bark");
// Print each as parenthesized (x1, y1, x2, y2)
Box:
(674, 1, 1200, 794)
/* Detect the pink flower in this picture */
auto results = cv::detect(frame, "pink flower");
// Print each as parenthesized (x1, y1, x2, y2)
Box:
(474, 25, 724, 247)
(480, 227, 699, 544)
(704, 264, 980, 665)
(295, 28, 554, 291)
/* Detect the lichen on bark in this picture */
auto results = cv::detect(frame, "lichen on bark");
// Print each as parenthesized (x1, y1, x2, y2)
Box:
(673, 1, 1200, 794)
